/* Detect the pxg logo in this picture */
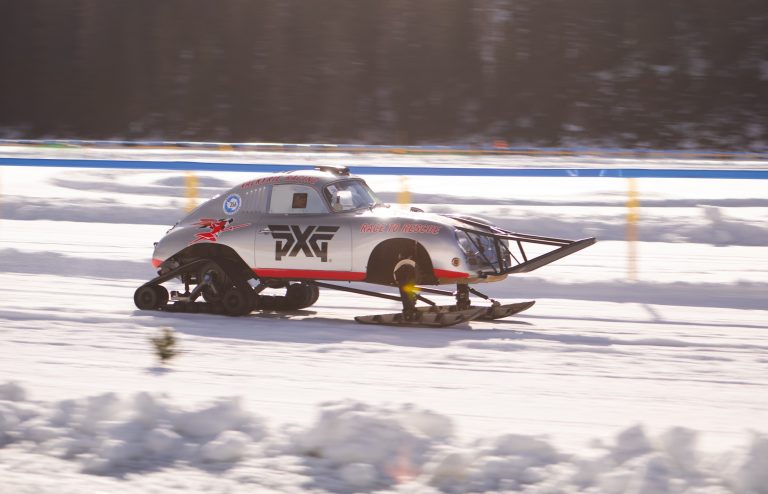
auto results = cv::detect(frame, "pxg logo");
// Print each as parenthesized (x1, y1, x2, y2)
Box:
(269, 225, 340, 262)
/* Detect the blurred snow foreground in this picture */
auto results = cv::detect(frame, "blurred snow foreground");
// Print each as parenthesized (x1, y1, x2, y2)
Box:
(1, 381, 766, 494)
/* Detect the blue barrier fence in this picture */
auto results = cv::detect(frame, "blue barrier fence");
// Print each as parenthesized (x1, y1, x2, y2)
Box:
(0, 156, 767, 180)
(2, 138, 768, 161)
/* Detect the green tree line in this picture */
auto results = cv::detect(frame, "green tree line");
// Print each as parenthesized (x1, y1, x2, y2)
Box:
(1, 0, 766, 149)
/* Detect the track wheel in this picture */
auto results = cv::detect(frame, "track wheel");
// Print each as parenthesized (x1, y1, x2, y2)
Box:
(305, 284, 320, 307)
(134, 285, 169, 310)
(222, 287, 252, 316)
(285, 283, 320, 310)
(199, 261, 230, 303)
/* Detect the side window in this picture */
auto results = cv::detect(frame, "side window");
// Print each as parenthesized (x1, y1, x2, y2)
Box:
(242, 185, 269, 214)
(269, 185, 327, 214)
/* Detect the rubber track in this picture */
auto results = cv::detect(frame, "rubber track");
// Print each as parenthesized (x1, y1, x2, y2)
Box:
(147, 294, 301, 316)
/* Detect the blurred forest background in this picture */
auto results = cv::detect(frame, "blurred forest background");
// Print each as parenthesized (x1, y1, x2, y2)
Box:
(1, 0, 767, 149)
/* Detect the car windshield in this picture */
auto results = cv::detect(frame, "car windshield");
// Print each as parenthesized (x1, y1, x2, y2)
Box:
(324, 179, 383, 212)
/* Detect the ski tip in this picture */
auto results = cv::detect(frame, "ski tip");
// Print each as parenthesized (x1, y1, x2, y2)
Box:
(478, 300, 536, 320)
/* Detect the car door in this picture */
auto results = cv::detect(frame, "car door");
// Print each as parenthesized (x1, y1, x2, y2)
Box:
(252, 184, 353, 279)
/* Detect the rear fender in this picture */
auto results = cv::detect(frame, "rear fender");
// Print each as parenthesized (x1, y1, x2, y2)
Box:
(160, 243, 253, 283)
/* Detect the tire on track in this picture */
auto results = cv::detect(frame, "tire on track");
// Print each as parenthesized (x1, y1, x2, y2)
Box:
(285, 283, 320, 310)
(198, 261, 231, 303)
(134, 285, 169, 310)
(222, 287, 253, 316)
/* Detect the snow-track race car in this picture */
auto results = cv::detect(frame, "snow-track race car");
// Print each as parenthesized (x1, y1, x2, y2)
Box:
(134, 166, 595, 327)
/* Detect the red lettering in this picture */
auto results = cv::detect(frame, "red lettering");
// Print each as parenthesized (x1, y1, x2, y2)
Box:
(399, 223, 440, 235)
(360, 223, 386, 233)
(283, 175, 319, 185)
(241, 176, 281, 189)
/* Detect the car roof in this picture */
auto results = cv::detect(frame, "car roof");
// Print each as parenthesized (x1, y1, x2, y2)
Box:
(237, 166, 358, 190)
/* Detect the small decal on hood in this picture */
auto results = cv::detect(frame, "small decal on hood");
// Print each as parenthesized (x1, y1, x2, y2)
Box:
(190, 218, 250, 244)
(223, 193, 242, 214)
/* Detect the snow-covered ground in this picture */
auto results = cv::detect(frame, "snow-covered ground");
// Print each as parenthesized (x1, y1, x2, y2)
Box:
(0, 147, 766, 493)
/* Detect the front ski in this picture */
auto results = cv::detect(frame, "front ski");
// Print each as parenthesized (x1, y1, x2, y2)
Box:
(355, 306, 486, 327)
(354, 300, 535, 327)
(477, 300, 536, 320)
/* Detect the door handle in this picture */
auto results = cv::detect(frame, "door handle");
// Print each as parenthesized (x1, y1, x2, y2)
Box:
(259, 228, 272, 235)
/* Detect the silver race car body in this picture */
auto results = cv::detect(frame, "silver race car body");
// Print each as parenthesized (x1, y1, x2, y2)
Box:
(136, 166, 595, 326)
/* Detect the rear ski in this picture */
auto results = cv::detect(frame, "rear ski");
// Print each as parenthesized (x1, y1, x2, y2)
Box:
(355, 306, 486, 327)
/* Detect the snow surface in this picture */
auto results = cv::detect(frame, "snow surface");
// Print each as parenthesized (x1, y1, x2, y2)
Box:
(0, 148, 767, 493)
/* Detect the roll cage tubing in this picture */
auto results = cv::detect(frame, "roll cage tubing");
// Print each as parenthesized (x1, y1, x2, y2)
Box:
(447, 215, 597, 277)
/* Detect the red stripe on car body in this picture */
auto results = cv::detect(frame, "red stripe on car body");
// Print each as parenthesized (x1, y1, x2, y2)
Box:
(433, 268, 469, 279)
(252, 268, 367, 281)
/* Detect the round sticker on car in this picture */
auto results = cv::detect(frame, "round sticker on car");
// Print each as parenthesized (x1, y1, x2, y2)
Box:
(223, 193, 242, 214)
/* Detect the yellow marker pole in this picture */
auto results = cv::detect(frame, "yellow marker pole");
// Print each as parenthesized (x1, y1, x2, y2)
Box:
(626, 178, 640, 281)
(185, 171, 198, 212)
(397, 175, 411, 206)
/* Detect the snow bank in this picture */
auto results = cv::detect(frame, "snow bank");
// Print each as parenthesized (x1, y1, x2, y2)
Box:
(1, 382, 766, 493)
(287, 400, 453, 489)
(0, 383, 266, 476)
